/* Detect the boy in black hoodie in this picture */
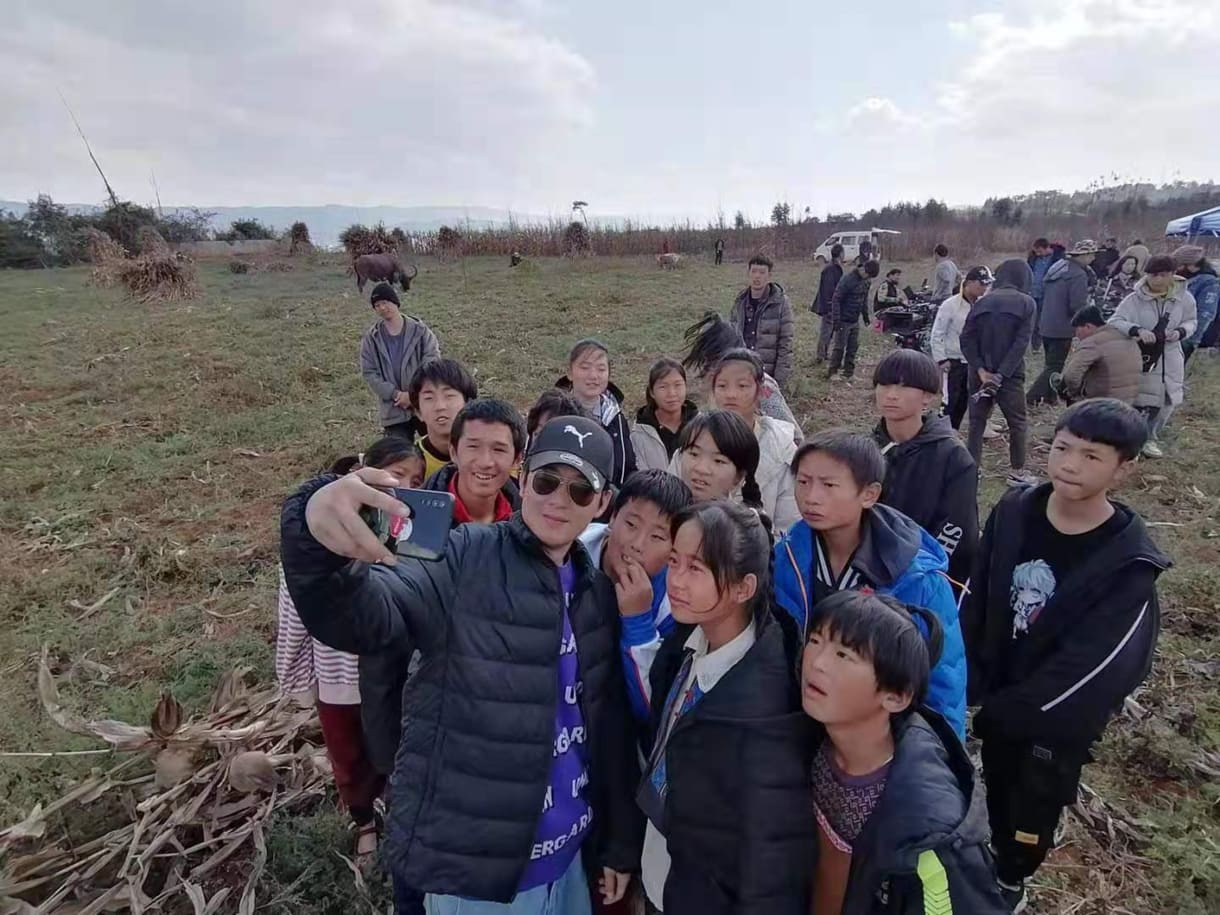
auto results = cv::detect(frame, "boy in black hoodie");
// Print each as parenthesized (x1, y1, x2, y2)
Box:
(964, 399, 1170, 912)
(872, 349, 978, 591)
(960, 258, 1037, 487)
(802, 591, 1008, 915)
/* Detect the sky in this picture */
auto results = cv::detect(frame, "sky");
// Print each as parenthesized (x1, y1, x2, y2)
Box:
(3, 0, 1216, 223)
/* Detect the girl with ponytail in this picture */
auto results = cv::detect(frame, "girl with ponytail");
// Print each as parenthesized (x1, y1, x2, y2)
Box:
(668, 410, 765, 511)
(706, 348, 800, 532)
(624, 500, 814, 913)
(800, 591, 1009, 915)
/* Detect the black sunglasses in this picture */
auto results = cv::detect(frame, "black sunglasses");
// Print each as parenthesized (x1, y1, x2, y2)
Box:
(530, 469, 597, 507)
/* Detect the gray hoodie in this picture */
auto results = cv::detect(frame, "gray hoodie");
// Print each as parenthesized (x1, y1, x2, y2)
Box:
(358, 316, 441, 427)
(1040, 257, 1091, 338)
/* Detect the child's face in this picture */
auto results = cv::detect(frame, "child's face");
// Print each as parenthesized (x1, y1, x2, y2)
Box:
(605, 498, 673, 580)
(379, 456, 425, 490)
(712, 362, 760, 423)
(679, 430, 744, 501)
(570, 350, 610, 401)
(794, 451, 879, 533)
(801, 626, 910, 725)
(416, 381, 467, 441)
(452, 419, 520, 500)
(667, 520, 755, 626)
(651, 369, 688, 416)
(1048, 429, 1132, 501)
(874, 383, 936, 425)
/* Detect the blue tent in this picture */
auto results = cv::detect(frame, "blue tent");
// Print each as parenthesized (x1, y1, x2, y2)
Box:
(1165, 205, 1220, 238)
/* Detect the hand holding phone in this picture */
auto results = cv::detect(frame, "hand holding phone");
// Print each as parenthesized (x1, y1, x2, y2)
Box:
(361, 488, 455, 561)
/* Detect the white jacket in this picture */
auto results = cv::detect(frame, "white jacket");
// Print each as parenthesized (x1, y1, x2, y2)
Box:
(930, 293, 971, 363)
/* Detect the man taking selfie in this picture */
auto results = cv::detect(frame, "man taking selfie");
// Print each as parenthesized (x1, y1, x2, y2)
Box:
(280, 416, 644, 915)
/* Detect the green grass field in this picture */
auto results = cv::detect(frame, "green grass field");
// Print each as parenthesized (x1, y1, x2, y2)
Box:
(2, 254, 1218, 913)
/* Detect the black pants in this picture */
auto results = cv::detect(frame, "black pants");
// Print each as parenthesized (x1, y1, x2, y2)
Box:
(981, 737, 1087, 885)
(944, 360, 969, 429)
(714, 249, 723, 265)
(1026, 337, 1072, 405)
(1030, 298, 1044, 351)
(966, 375, 1028, 470)
(815, 314, 834, 362)
(828, 323, 861, 377)
(384, 417, 424, 441)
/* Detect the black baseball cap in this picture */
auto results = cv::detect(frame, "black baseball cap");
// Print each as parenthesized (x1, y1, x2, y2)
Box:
(964, 266, 995, 285)
(526, 416, 614, 493)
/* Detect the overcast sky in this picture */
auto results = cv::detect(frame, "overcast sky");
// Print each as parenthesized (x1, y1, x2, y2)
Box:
(3, 0, 1215, 222)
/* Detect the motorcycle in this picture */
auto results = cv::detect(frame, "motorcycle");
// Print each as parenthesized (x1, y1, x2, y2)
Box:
(875, 283, 939, 353)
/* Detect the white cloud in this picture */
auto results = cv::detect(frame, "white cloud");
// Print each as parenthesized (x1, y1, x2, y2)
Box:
(0, 0, 595, 207)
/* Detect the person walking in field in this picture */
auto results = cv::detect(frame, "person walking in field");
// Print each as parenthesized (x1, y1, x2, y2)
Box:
(359, 283, 441, 440)
(825, 259, 879, 383)
(713, 237, 725, 266)
(813, 244, 846, 365)
(730, 255, 795, 389)
(931, 244, 960, 301)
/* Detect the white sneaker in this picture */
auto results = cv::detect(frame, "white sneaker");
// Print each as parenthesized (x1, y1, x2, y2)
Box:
(1007, 470, 1040, 487)
(1142, 441, 1165, 459)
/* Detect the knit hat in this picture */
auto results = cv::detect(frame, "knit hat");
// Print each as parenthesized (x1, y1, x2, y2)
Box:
(1068, 239, 1098, 256)
(1171, 244, 1205, 268)
(370, 283, 400, 307)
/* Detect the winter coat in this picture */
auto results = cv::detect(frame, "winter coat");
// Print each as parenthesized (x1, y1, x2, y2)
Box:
(756, 415, 800, 534)
(1040, 257, 1091, 339)
(640, 613, 815, 915)
(1185, 266, 1219, 347)
(358, 464, 522, 775)
(932, 259, 960, 300)
(1060, 324, 1143, 405)
(960, 259, 1036, 383)
(630, 401, 698, 472)
(1121, 243, 1151, 274)
(773, 505, 968, 738)
(358, 317, 441, 427)
(1027, 253, 1054, 301)
(963, 483, 1170, 751)
(824, 710, 1011, 915)
(929, 293, 971, 363)
(814, 262, 845, 315)
(280, 479, 643, 902)
(830, 269, 873, 326)
(695, 374, 804, 444)
(874, 415, 978, 591)
(730, 283, 795, 387)
(1092, 246, 1121, 279)
(555, 378, 637, 486)
(1108, 276, 1197, 407)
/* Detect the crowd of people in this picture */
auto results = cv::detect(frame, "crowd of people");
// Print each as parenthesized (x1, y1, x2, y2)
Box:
(270, 235, 1205, 913)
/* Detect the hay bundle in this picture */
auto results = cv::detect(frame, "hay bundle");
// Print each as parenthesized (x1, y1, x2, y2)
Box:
(84, 229, 126, 287)
(262, 260, 294, 273)
(136, 226, 171, 258)
(0, 654, 331, 913)
(288, 221, 313, 255)
(563, 220, 592, 256)
(229, 260, 251, 274)
(116, 254, 200, 303)
(339, 224, 398, 259)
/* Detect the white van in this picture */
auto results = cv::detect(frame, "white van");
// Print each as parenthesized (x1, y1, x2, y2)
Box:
(813, 228, 901, 265)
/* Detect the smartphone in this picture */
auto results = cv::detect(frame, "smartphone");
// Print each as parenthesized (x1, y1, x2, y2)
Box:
(362, 489, 454, 561)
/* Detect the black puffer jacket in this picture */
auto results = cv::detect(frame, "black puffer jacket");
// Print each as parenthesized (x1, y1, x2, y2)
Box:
(874, 414, 978, 591)
(830, 268, 873, 326)
(960, 258, 1036, 382)
(281, 478, 643, 901)
(359, 464, 523, 775)
(645, 613, 815, 915)
(829, 711, 1010, 914)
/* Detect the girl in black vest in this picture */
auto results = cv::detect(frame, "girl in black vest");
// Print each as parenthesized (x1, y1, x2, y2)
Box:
(631, 501, 814, 914)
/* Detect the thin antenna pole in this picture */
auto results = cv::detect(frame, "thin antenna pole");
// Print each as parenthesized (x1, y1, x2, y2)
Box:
(58, 89, 119, 207)
(150, 168, 163, 216)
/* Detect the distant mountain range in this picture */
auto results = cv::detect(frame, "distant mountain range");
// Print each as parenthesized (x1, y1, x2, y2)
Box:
(0, 201, 544, 246)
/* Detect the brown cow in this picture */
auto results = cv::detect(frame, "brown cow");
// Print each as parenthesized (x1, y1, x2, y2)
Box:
(353, 253, 419, 292)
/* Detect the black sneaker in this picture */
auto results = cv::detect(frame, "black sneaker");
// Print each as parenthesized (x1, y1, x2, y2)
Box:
(997, 879, 1027, 913)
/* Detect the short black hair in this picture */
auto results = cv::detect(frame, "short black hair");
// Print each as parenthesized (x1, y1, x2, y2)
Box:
(407, 358, 478, 409)
(830, 244, 845, 260)
(612, 469, 693, 519)
(1033, 237, 1050, 248)
(934, 244, 949, 258)
(1071, 305, 1105, 328)
(748, 254, 774, 271)
(568, 338, 609, 366)
(807, 591, 943, 705)
(863, 260, 881, 278)
(1144, 255, 1175, 275)
(791, 429, 886, 489)
(527, 389, 585, 440)
(873, 348, 941, 395)
(1054, 398, 1147, 462)
(451, 397, 527, 456)
(886, 268, 902, 278)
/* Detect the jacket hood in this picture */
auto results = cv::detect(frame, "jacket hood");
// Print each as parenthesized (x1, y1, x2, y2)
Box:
(554, 376, 626, 425)
(1133, 273, 1188, 302)
(634, 400, 698, 431)
(850, 710, 988, 872)
(874, 413, 958, 452)
(424, 463, 522, 510)
(855, 503, 947, 589)
(995, 258, 1034, 292)
(735, 281, 787, 308)
(1044, 257, 1087, 285)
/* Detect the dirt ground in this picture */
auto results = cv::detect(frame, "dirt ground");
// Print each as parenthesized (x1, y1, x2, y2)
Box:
(1, 254, 1218, 913)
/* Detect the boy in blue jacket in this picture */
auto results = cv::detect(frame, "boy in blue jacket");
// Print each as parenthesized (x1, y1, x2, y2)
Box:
(774, 430, 967, 738)
(578, 469, 693, 720)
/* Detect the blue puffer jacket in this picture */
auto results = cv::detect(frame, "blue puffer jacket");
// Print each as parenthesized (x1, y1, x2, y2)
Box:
(773, 504, 967, 738)
(1186, 268, 1219, 347)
